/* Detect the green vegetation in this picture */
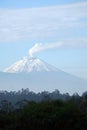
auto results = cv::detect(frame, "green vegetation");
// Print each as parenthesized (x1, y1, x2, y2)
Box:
(0, 98, 87, 129)
(0, 89, 87, 129)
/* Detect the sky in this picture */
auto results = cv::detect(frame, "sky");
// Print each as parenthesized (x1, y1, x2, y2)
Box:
(0, 0, 87, 79)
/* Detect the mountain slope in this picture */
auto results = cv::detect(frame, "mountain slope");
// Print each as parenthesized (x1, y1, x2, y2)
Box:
(0, 71, 87, 95)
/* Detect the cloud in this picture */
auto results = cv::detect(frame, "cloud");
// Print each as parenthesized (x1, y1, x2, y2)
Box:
(0, 2, 87, 42)
(29, 42, 62, 57)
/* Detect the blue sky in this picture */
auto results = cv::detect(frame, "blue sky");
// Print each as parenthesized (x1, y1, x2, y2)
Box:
(0, 0, 87, 79)
(0, 0, 85, 8)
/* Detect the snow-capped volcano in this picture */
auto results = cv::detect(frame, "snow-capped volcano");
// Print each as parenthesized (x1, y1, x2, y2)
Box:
(1, 56, 87, 95)
(3, 57, 58, 73)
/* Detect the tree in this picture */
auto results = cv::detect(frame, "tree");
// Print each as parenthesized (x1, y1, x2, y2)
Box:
(0, 100, 14, 113)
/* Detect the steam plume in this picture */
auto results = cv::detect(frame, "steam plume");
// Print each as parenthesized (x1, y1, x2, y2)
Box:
(29, 42, 62, 57)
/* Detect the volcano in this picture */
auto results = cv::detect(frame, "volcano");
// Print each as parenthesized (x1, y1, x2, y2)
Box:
(1, 57, 87, 95)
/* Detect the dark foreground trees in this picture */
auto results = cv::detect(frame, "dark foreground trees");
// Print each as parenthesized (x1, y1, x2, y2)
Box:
(0, 98, 87, 130)
(0, 89, 87, 130)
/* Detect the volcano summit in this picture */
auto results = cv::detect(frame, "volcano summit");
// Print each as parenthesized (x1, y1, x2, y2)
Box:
(4, 57, 59, 73)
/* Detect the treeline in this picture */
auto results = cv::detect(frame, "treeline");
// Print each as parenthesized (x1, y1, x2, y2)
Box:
(0, 89, 87, 129)
(0, 88, 76, 103)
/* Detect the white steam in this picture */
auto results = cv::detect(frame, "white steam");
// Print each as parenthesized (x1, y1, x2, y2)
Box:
(29, 42, 62, 57)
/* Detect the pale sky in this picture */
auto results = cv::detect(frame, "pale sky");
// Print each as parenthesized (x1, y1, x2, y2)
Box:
(0, 0, 87, 79)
